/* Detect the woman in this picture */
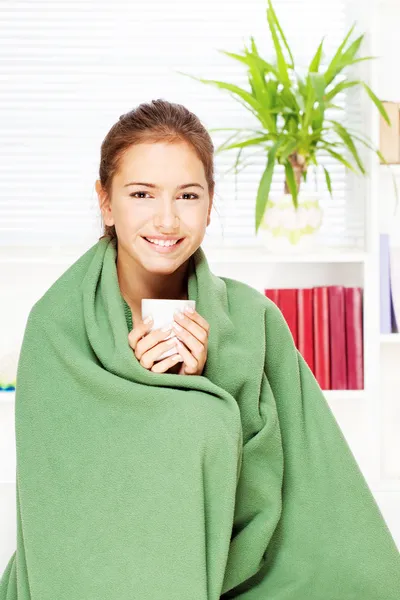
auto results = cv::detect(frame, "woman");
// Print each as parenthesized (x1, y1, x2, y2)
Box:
(1, 99, 399, 599)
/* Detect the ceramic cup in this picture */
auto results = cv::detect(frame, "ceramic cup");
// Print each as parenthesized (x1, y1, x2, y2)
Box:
(141, 299, 196, 361)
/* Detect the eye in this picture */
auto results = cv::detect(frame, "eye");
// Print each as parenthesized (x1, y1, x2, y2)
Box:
(180, 193, 199, 200)
(129, 191, 199, 200)
(130, 191, 150, 199)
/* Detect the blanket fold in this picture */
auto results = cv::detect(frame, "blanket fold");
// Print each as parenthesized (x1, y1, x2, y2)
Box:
(1, 235, 399, 599)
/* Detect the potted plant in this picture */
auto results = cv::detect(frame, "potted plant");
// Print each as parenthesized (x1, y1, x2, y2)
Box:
(178, 0, 391, 251)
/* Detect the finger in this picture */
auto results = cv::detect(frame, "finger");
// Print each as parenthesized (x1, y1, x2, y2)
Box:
(173, 311, 209, 345)
(183, 307, 210, 334)
(172, 323, 205, 358)
(150, 352, 183, 373)
(175, 339, 199, 373)
(134, 326, 173, 360)
(138, 333, 177, 367)
(128, 317, 154, 349)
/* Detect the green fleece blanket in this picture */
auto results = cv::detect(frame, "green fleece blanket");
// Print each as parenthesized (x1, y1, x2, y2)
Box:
(1, 235, 399, 599)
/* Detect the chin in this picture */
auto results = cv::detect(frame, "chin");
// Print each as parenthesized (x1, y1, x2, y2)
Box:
(141, 256, 188, 274)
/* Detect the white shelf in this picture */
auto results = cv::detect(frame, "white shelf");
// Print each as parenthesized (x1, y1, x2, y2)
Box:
(379, 163, 400, 173)
(205, 246, 367, 264)
(0, 246, 87, 265)
(380, 334, 400, 344)
(324, 390, 365, 401)
(370, 480, 400, 493)
(0, 245, 367, 265)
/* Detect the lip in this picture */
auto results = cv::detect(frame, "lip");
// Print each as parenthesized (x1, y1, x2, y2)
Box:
(142, 236, 184, 254)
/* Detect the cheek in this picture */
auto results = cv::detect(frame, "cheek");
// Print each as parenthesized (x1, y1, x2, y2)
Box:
(178, 204, 209, 227)
(117, 202, 152, 229)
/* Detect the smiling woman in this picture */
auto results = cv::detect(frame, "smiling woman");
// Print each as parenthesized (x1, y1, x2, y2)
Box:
(2, 99, 400, 600)
(94, 99, 216, 319)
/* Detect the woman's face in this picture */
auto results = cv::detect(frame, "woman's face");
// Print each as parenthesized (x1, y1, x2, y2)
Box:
(96, 140, 213, 274)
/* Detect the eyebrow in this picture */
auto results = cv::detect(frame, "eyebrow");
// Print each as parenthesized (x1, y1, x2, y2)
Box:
(123, 181, 204, 191)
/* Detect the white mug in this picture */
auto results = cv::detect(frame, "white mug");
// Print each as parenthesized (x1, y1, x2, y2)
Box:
(141, 299, 196, 361)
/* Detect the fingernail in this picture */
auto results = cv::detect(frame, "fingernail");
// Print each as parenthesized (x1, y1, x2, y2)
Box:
(144, 315, 153, 324)
(185, 305, 195, 313)
(172, 321, 182, 331)
(161, 324, 172, 332)
(174, 310, 184, 319)
(174, 354, 183, 362)
(166, 336, 177, 345)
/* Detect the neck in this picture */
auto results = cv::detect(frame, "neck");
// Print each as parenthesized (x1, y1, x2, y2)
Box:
(116, 243, 190, 317)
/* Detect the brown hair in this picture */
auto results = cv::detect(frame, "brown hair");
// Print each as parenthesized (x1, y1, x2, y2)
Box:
(97, 98, 217, 242)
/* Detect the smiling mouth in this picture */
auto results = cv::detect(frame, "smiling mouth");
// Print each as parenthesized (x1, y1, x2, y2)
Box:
(142, 237, 185, 251)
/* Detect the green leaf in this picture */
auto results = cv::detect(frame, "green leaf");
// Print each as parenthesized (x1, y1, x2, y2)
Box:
(309, 39, 324, 73)
(324, 80, 360, 102)
(216, 134, 273, 152)
(267, 4, 291, 86)
(217, 49, 279, 79)
(329, 120, 366, 174)
(323, 166, 333, 198)
(255, 140, 282, 232)
(302, 75, 318, 131)
(324, 23, 356, 84)
(310, 73, 326, 104)
(350, 56, 377, 65)
(284, 161, 299, 208)
(361, 83, 391, 124)
(340, 35, 364, 68)
(267, 0, 295, 67)
(213, 130, 246, 154)
(344, 130, 399, 211)
(320, 144, 359, 174)
(176, 72, 262, 112)
(208, 127, 266, 135)
(278, 138, 298, 162)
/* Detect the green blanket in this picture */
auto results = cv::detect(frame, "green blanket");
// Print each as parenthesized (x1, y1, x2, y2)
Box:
(1, 235, 399, 599)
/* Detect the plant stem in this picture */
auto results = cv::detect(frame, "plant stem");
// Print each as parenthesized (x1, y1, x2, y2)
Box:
(284, 153, 306, 195)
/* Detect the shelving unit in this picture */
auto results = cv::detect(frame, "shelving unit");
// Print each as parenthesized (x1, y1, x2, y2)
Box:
(368, 0, 400, 506)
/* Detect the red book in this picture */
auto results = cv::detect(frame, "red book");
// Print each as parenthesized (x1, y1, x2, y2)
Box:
(277, 289, 298, 347)
(328, 286, 347, 390)
(313, 287, 330, 390)
(264, 289, 279, 306)
(297, 288, 314, 374)
(345, 287, 364, 390)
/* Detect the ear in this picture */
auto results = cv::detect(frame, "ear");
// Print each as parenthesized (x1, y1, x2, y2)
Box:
(95, 180, 114, 227)
(206, 191, 214, 227)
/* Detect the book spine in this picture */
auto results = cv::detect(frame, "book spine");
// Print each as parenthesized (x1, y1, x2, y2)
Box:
(264, 289, 279, 306)
(298, 288, 314, 375)
(345, 287, 364, 390)
(380, 234, 392, 334)
(277, 289, 298, 347)
(328, 286, 347, 389)
(389, 243, 400, 334)
(313, 287, 330, 390)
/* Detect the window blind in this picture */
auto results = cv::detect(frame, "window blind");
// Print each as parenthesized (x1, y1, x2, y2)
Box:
(0, 0, 366, 250)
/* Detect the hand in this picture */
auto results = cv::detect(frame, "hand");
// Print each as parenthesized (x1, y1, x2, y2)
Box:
(128, 318, 184, 374)
(170, 306, 210, 376)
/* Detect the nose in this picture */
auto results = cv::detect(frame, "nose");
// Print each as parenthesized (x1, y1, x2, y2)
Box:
(154, 198, 180, 230)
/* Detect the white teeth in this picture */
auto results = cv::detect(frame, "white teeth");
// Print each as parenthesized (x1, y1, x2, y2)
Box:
(146, 238, 179, 247)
